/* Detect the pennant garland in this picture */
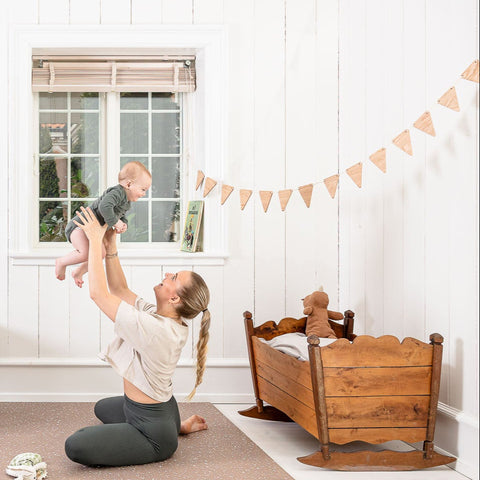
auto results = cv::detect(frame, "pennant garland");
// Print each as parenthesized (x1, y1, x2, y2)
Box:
(259, 191, 273, 213)
(192, 60, 477, 212)
(298, 184, 313, 207)
(392, 129, 413, 156)
(369, 148, 387, 173)
(414, 111, 436, 136)
(346, 163, 363, 188)
(196, 170, 205, 190)
(278, 189, 293, 211)
(438, 86, 460, 112)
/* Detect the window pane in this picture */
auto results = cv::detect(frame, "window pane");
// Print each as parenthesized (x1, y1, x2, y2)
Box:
(152, 113, 180, 154)
(39, 112, 68, 154)
(39, 92, 67, 110)
(71, 157, 100, 198)
(120, 157, 148, 169)
(71, 92, 99, 110)
(39, 158, 62, 198)
(121, 201, 148, 242)
(152, 93, 179, 110)
(120, 113, 148, 154)
(152, 157, 180, 198)
(39, 201, 68, 242)
(120, 93, 148, 110)
(71, 112, 99, 154)
(152, 201, 179, 242)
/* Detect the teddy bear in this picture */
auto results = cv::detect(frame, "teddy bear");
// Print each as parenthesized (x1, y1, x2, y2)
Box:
(303, 290, 344, 339)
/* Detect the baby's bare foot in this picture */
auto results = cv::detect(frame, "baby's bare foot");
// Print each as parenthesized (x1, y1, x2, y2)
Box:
(55, 259, 66, 280)
(180, 415, 208, 435)
(72, 269, 84, 288)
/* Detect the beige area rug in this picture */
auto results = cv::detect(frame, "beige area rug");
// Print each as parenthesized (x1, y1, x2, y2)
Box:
(0, 402, 294, 480)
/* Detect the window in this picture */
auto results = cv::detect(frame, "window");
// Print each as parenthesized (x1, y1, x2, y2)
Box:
(11, 27, 227, 261)
(37, 91, 183, 245)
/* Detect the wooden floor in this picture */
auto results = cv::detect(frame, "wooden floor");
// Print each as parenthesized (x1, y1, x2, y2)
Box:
(216, 404, 470, 480)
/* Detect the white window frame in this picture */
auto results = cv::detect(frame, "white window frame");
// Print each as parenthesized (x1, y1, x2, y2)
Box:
(9, 25, 227, 266)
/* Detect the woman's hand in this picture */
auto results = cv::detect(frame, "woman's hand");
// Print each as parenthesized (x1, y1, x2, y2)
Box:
(73, 207, 108, 243)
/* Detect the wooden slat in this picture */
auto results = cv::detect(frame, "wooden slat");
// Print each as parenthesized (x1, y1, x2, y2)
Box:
(329, 427, 427, 445)
(257, 376, 318, 439)
(325, 396, 430, 428)
(323, 366, 432, 396)
(321, 336, 433, 367)
(252, 337, 312, 389)
(256, 361, 314, 409)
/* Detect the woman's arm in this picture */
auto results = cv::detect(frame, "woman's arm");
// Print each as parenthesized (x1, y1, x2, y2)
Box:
(73, 207, 121, 321)
(102, 228, 137, 305)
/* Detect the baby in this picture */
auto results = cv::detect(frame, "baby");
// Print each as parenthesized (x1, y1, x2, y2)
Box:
(55, 161, 152, 287)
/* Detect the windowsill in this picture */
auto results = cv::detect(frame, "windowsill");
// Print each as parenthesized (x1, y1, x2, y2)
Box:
(10, 249, 227, 266)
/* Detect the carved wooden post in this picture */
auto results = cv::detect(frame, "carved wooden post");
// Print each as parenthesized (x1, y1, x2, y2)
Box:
(243, 311, 264, 413)
(343, 310, 355, 340)
(424, 333, 444, 459)
(307, 335, 330, 460)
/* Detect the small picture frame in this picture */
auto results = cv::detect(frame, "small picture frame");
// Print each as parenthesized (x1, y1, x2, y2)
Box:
(180, 201, 204, 252)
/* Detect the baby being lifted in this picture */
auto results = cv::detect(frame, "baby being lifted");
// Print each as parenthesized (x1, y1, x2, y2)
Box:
(55, 161, 152, 287)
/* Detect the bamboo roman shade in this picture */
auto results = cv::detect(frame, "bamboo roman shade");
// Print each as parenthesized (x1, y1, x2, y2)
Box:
(32, 55, 196, 92)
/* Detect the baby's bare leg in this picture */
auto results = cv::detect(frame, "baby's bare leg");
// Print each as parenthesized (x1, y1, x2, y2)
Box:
(72, 242, 106, 288)
(55, 228, 89, 281)
(180, 415, 208, 435)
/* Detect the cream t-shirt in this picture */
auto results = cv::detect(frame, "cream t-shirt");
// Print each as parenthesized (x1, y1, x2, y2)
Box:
(98, 297, 189, 402)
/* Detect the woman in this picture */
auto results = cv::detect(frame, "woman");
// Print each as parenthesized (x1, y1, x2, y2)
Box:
(64, 206, 210, 467)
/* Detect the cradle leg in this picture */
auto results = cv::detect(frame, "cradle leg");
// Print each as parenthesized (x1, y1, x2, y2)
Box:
(238, 403, 293, 422)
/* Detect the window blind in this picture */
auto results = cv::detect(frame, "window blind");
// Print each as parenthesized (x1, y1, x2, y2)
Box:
(32, 55, 196, 92)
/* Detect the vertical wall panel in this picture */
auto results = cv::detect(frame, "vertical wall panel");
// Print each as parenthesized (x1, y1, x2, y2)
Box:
(222, 0, 255, 355)
(162, 0, 192, 24)
(338, 0, 367, 334)
(8, 0, 38, 24)
(70, 0, 100, 24)
(38, 266, 69, 357)
(132, 0, 162, 24)
(253, 0, 286, 323)
(101, 0, 131, 24)
(8, 266, 39, 357)
(38, 0, 69, 24)
(69, 276, 101, 358)
(193, 0, 223, 24)
(285, 0, 330, 317)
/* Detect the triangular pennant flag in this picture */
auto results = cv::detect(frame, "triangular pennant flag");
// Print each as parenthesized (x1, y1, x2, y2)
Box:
(369, 148, 387, 173)
(220, 184, 234, 205)
(239, 189, 252, 210)
(392, 129, 413, 156)
(438, 86, 460, 112)
(323, 174, 339, 198)
(461, 60, 479, 83)
(278, 189, 292, 211)
(414, 111, 436, 136)
(259, 191, 273, 213)
(195, 170, 205, 190)
(298, 184, 313, 207)
(346, 163, 363, 188)
(203, 177, 217, 197)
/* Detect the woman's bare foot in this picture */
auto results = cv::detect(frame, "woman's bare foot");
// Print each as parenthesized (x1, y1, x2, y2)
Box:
(71, 269, 84, 288)
(180, 415, 208, 435)
(55, 259, 66, 280)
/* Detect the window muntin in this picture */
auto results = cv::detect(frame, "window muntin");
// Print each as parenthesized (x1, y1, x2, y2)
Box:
(37, 91, 183, 245)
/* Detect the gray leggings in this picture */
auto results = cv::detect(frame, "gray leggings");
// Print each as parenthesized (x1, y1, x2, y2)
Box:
(65, 395, 181, 467)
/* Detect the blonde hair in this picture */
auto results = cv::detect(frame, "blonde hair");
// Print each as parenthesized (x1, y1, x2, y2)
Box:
(118, 161, 151, 184)
(175, 271, 210, 401)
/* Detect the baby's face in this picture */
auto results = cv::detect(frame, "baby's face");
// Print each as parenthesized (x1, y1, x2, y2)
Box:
(126, 172, 152, 202)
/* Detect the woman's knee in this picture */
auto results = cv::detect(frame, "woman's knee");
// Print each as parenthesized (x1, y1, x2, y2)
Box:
(65, 430, 87, 464)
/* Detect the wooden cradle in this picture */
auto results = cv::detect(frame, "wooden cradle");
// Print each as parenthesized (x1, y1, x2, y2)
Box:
(239, 310, 455, 471)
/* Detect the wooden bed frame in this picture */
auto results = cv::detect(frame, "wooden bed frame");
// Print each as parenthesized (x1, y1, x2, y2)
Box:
(239, 310, 455, 471)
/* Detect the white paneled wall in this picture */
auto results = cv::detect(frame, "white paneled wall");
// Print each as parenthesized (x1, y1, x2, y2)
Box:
(1, 0, 478, 477)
